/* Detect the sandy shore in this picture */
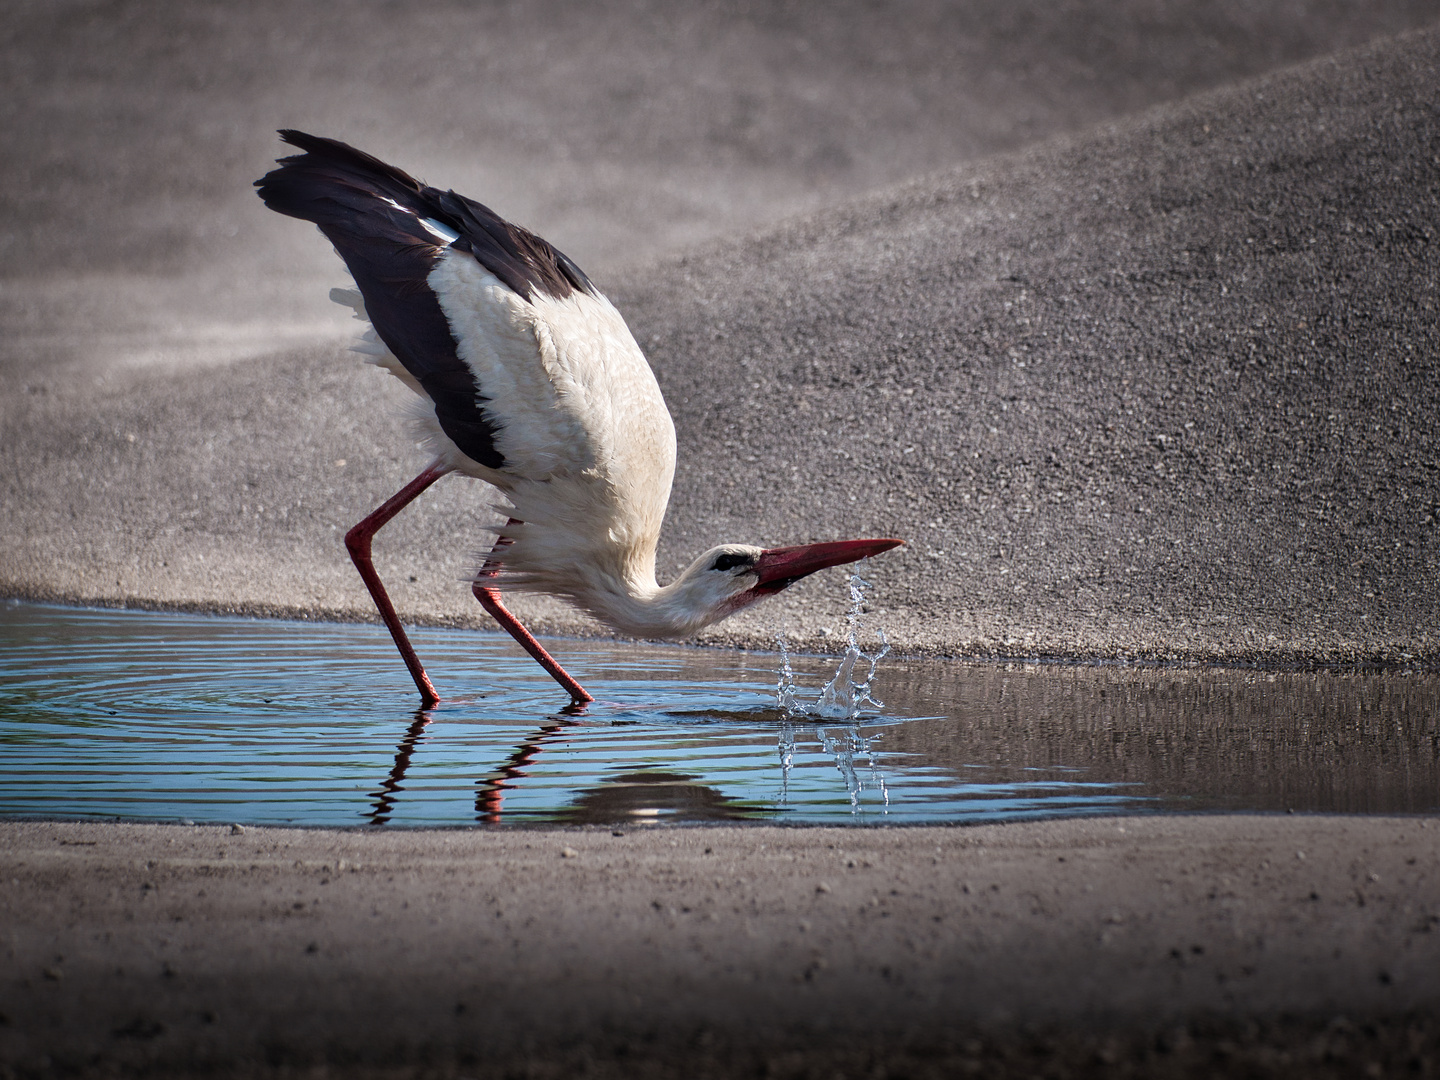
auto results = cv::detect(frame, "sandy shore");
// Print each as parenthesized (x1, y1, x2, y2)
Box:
(3, 817, 1438, 1076)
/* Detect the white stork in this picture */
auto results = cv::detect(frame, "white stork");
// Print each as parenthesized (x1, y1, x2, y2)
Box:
(255, 131, 901, 706)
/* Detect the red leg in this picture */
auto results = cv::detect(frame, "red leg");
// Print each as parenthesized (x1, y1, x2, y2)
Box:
(345, 460, 454, 707)
(473, 519, 595, 704)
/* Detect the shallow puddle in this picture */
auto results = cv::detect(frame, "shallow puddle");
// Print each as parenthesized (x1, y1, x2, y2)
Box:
(1, 602, 1436, 826)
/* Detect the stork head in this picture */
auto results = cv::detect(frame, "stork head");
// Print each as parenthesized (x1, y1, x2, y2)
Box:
(656, 537, 904, 636)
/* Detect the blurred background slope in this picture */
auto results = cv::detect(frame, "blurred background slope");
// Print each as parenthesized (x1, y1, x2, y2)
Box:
(5, 0, 1438, 372)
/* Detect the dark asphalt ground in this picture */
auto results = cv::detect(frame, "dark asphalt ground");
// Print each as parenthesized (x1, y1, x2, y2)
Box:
(3, 4, 1440, 1077)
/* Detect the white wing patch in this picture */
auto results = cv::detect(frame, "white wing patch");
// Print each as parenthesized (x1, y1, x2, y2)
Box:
(427, 252, 590, 480)
(376, 197, 461, 244)
(330, 248, 678, 596)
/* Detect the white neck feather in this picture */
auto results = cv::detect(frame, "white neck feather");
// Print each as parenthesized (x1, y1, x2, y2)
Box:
(490, 521, 761, 640)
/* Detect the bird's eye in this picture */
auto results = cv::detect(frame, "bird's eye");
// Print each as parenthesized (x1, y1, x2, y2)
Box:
(711, 552, 752, 573)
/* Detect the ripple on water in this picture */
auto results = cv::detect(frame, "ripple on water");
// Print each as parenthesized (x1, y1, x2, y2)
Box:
(2, 602, 1437, 826)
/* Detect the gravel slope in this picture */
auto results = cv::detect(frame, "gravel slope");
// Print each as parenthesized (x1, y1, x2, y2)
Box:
(3, 23, 1436, 664)
(7, 0, 1438, 370)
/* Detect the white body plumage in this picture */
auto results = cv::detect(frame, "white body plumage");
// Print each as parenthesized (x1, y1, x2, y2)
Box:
(333, 253, 700, 636)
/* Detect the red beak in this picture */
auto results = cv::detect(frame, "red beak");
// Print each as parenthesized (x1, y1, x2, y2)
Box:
(750, 538, 903, 595)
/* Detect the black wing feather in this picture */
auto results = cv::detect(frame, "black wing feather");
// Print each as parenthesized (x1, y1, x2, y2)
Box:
(254, 130, 596, 470)
(431, 188, 595, 300)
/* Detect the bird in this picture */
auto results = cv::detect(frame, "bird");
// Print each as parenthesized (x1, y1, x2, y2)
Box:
(255, 130, 902, 706)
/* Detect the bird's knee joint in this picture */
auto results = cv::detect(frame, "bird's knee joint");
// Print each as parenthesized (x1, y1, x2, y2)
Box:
(344, 528, 371, 557)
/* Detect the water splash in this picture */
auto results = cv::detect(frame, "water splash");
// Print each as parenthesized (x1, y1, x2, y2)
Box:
(776, 636, 803, 715)
(776, 571, 890, 720)
(775, 718, 888, 815)
(776, 720, 797, 804)
(818, 726, 890, 813)
(773, 572, 894, 813)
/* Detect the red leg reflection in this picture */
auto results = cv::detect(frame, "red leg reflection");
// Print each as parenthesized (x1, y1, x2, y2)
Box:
(476, 714, 583, 823)
(368, 708, 433, 825)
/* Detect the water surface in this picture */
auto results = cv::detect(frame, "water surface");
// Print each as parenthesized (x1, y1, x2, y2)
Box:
(1, 602, 1436, 827)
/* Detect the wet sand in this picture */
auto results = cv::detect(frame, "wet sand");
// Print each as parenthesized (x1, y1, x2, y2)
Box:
(3, 817, 1438, 1076)
(4, 4, 1440, 1075)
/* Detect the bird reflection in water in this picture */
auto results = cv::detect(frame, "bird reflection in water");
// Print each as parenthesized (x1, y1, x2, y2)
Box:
(474, 711, 583, 823)
(554, 770, 757, 825)
(367, 709, 890, 825)
(368, 707, 433, 825)
(368, 707, 585, 825)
